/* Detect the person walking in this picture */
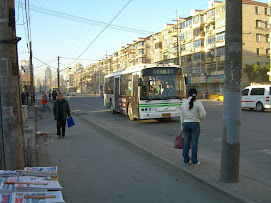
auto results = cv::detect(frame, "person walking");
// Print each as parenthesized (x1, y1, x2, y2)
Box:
(53, 93, 71, 139)
(49, 92, 52, 101)
(41, 94, 48, 112)
(26, 91, 29, 101)
(180, 89, 206, 166)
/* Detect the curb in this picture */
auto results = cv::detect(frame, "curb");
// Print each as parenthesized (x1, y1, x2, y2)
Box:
(73, 112, 254, 203)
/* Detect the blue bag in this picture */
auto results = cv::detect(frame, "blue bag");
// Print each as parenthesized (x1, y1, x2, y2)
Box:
(67, 117, 75, 127)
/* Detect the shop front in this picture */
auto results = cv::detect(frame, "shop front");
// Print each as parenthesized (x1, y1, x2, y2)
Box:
(206, 75, 224, 96)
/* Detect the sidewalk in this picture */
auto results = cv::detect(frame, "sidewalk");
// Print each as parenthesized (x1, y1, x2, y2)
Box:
(73, 110, 271, 203)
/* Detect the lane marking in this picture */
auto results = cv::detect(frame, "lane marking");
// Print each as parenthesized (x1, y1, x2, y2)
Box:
(258, 149, 271, 156)
(214, 138, 222, 142)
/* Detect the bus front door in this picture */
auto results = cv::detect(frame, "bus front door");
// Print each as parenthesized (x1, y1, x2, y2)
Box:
(114, 77, 120, 112)
(132, 75, 139, 118)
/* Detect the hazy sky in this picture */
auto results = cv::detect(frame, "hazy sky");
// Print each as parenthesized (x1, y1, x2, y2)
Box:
(15, 0, 268, 80)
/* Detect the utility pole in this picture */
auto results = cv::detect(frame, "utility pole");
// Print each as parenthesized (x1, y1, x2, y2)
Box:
(176, 10, 180, 65)
(29, 41, 34, 104)
(220, 0, 242, 183)
(57, 56, 60, 93)
(0, 0, 25, 169)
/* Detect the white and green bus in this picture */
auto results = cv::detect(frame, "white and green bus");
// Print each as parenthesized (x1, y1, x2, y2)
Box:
(104, 64, 186, 120)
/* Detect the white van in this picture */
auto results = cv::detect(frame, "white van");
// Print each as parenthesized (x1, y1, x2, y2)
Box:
(242, 85, 271, 112)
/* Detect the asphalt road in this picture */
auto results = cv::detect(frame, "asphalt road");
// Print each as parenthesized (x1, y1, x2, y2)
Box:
(67, 94, 271, 187)
(36, 100, 232, 203)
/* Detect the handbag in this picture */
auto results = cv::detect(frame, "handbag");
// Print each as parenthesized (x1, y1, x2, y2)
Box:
(174, 131, 184, 149)
(67, 117, 75, 128)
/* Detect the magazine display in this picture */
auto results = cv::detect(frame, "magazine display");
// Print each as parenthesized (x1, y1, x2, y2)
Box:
(0, 193, 12, 202)
(22, 167, 58, 177)
(11, 191, 65, 203)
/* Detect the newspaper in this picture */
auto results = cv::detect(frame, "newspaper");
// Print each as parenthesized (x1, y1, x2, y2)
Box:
(15, 180, 62, 192)
(22, 167, 58, 177)
(0, 177, 18, 194)
(0, 193, 12, 203)
(11, 191, 65, 203)
(0, 171, 22, 177)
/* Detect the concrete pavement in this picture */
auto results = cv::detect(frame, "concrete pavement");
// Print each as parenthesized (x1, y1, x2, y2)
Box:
(35, 99, 233, 203)
(68, 95, 271, 203)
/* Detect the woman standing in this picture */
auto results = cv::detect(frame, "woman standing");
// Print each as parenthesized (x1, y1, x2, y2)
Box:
(180, 89, 206, 166)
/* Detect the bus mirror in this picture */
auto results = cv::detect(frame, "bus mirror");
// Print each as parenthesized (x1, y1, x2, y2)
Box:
(185, 76, 188, 84)
(138, 78, 143, 86)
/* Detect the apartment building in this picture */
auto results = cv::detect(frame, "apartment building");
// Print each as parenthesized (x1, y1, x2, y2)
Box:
(149, 0, 269, 96)
(80, 0, 269, 96)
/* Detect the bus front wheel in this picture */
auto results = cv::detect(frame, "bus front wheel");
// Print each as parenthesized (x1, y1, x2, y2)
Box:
(128, 104, 135, 121)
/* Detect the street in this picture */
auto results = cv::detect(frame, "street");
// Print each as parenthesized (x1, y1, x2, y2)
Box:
(67, 95, 271, 187)
(35, 100, 233, 203)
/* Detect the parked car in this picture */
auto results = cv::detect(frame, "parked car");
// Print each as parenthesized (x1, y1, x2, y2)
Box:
(242, 85, 271, 112)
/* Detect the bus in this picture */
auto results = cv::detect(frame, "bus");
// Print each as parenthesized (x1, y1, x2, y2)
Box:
(104, 64, 186, 120)
(66, 86, 77, 96)
(51, 87, 58, 93)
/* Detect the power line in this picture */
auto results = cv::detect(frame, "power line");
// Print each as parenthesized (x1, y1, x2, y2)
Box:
(65, 0, 133, 70)
(71, 0, 105, 60)
(33, 56, 57, 70)
(34, 58, 57, 69)
(59, 57, 99, 61)
(15, 2, 152, 35)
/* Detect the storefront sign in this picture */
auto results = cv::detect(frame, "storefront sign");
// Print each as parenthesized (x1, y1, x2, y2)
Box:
(189, 76, 206, 84)
(207, 75, 224, 83)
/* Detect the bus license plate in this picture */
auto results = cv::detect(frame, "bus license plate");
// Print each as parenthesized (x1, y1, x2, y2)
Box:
(162, 113, 171, 117)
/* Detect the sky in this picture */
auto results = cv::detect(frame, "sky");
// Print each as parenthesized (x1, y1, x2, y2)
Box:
(15, 0, 268, 80)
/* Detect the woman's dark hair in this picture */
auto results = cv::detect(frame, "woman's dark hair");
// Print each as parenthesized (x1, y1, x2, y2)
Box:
(188, 89, 197, 110)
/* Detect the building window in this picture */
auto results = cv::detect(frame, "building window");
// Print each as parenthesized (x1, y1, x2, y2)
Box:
(207, 36, 216, 44)
(138, 41, 144, 46)
(155, 42, 162, 49)
(221, 5, 226, 13)
(216, 32, 225, 42)
(207, 9, 215, 18)
(265, 21, 269, 29)
(193, 27, 202, 36)
(266, 48, 270, 56)
(193, 52, 205, 61)
(186, 19, 192, 26)
(180, 21, 186, 29)
(256, 34, 260, 42)
(181, 56, 185, 64)
(255, 6, 259, 14)
(266, 34, 270, 43)
(217, 47, 225, 56)
(265, 7, 268, 15)
(180, 33, 186, 40)
(138, 49, 145, 55)
(193, 40, 204, 48)
(256, 48, 260, 55)
(256, 20, 260, 28)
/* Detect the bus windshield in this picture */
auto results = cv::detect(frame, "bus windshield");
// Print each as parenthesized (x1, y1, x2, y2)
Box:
(141, 68, 185, 100)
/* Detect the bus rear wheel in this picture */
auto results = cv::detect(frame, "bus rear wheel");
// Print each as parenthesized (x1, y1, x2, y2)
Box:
(110, 101, 116, 114)
(128, 104, 135, 121)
